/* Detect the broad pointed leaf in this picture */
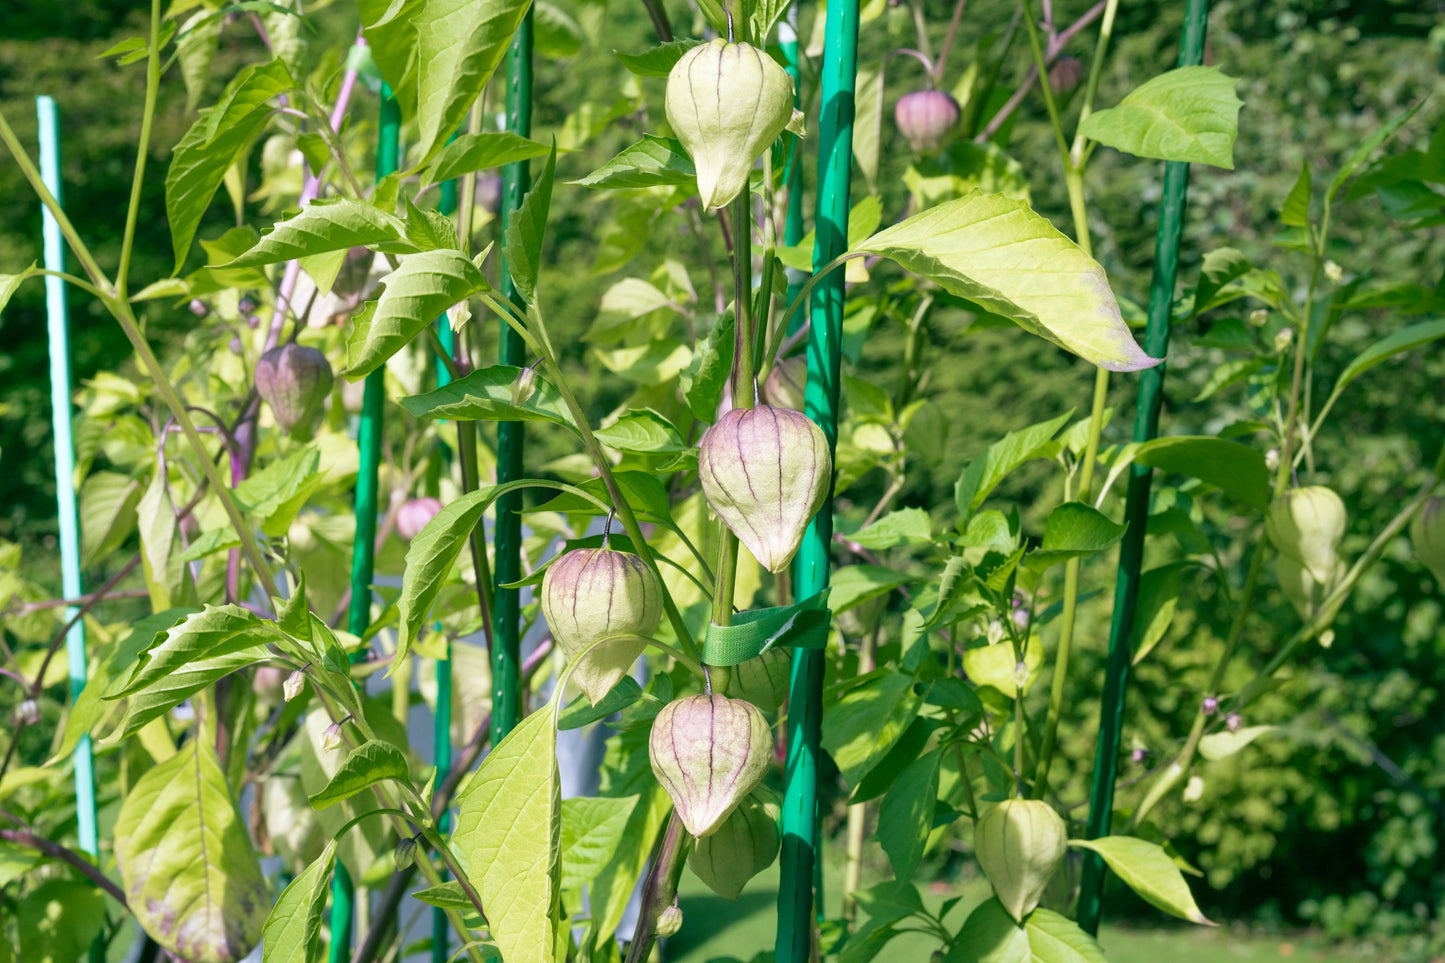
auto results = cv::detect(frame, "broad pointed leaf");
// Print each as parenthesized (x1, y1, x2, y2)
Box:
(400, 365, 575, 426)
(345, 249, 490, 379)
(502, 145, 557, 302)
(261, 842, 336, 963)
(225, 199, 412, 267)
(1078, 66, 1242, 169)
(397, 487, 495, 661)
(114, 604, 274, 697)
(1070, 836, 1212, 925)
(429, 131, 553, 185)
(308, 741, 411, 810)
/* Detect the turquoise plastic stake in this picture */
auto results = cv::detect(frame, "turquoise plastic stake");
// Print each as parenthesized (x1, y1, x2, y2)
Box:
(1077, 0, 1210, 935)
(37, 97, 100, 960)
(777, 0, 859, 958)
(492, 12, 533, 746)
(331, 83, 401, 963)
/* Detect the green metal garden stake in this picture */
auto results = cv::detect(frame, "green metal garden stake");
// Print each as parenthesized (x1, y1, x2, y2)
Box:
(492, 13, 534, 746)
(331, 82, 401, 963)
(38, 94, 102, 963)
(1077, 0, 1210, 935)
(779, 6, 807, 321)
(777, 0, 859, 958)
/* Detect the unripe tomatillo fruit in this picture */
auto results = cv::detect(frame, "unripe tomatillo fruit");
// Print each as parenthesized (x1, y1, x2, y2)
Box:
(1266, 486, 1347, 584)
(894, 90, 961, 153)
(1410, 496, 1445, 588)
(666, 39, 796, 211)
(726, 648, 791, 713)
(974, 798, 1068, 923)
(688, 784, 781, 898)
(698, 405, 832, 573)
(255, 343, 333, 436)
(541, 547, 662, 705)
(656, 904, 684, 938)
(396, 497, 444, 541)
(649, 693, 771, 837)
(761, 356, 806, 412)
(1277, 554, 1344, 622)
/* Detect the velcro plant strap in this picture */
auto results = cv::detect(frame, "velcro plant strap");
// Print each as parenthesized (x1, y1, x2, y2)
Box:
(700, 590, 832, 666)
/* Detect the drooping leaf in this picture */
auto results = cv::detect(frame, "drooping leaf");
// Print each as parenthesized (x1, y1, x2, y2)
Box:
(954, 410, 1073, 518)
(502, 144, 557, 302)
(1079, 66, 1242, 169)
(858, 194, 1158, 371)
(397, 487, 495, 662)
(114, 740, 269, 963)
(877, 749, 940, 882)
(166, 59, 295, 271)
(827, 565, 914, 613)
(1130, 563, 1186, 664)
(848, 508, 933, 550)
(1070, 836, 1212, 925)
(80, 471, 144, 567)
(225, 199, 412, 267)
(1024, 502, 1127, 572)
(529, 472, 674, 526)
(559, 796, 637, 897)
(574, 136, 696, 190)
(613, 39, 700, 77)
(593, 410, 688, 453)
(0, 263, 36, 323)
(1198, 724, 1274, 761)
(946, 899, 1106, 963)
(16, 880, 105, 963)
(345, 249, 490, 379)
(680, 314, 734, 422)
(453, 708, 561, 963)
(1281, 161, 1312, 227)
(400, 365, 575, 427)
(308, 741, 411, 810)
(117, 649, 272, 740)
(234, 444, 323, 537)
(429, 131, 554, 185)
(821, 670, 924, 792)
(534, 0, 583, 58)
(260, 842, 336, 963)
(114, 604, 275, 698)
(1133, 436, 1270, 511)
(1320, 319, 1445, 416)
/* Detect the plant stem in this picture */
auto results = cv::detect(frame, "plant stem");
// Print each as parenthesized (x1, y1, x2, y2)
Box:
(117, 0, 162, 298)
(0, 828, 127, 905)
(841, 628, 877, 921)
(624, 811, 690, 963)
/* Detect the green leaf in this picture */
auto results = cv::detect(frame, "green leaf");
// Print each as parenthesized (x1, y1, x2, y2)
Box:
(115, 604, 274, 698)
(1326, 100, 1426, 206)
(963, 638, 1041, 696)
(1024, 502, 1127, 572)
(401, 0, 536, 167)
(614, 39, 700, 77)
(114, 740, 269, 962)
(225, 199, 411, 267)
(848, 508, 933, 550)
(136, 466, 191, 611)
(0, 263, 36, 323)
(261, 842, 336, 963)
(575, 135, 696, 191)
(454, 708, 561, 963)
(529, 472, 674, 526)
(166, 59, 295, 271)
(345, 250, 490, 379)
(558, 677, 643, 730)
(308, 741, 411, 810)
(851, 716, 943, 802)
(954, 411, 1073, 518)
(400, 365, 575, 427)
(534, 0, 582, 58)
(429, 132, 554, 186)
(1070, 836, 1212, 924)
(827, 565, 914, 613)
(1198, 724, 1274, 761)
(235, 444, 323, 537)
(858, 194, 1157, 371)
(594, 410, 687, 453)
(680, 314, 734, 422)
(821, 671, 924, 792)
(1322, 319, 1445, 412)
(1134, 436, 1269, 511)
(946, 899, 1106, 963)
(502, 145, 557, 302)
(412, 881, 473, 909)
(398, 488, 495, 661)
(559, 796, 637, 897)
(750, 0, 796, 46)
(1079, 66, 1242, 169)
(118, 650, 271, 740)
(877, 749, 940, 882)
(80, 471, 143, 567)
(1130, 563, 1186, 664)
(177, 14, 220, 111)
(16, 880, 105, 963)
(1281, 161, 1312, 227)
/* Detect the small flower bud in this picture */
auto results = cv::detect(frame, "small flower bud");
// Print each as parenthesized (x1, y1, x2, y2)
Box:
(1248, 309, 1269, 327)
(1130, 747, 1148, 764)
(698, 406, 832, 573)
(189, 298, 208, 317)
(239, 296, 257, 314)
(396, 497, 445, 541)
(1183, 775, 1205, 802)
(649, 694, 772, 837)
(1201, 695, 1218, 716)
(511, 365, 538, 406)
(1273, 327, 1294, 353)
(1265, 448, 1280, 471)
(1318, 628, 1335, 648)
(255, 343, 334, 435)
(446, 300, 472, 334)
(542, 548, 662, 705)
(1226, 713, 1242, 732)
(666, 39, 797, 211)
(395, 835, 418, 870)
(974, 799, 1068, 923)
(321, 721, 344, 752)
(283, 670, 305, 702)
(1324, 260, 1343, 283)
(17, 699, 40, 726)
(656, 903, 684, 938)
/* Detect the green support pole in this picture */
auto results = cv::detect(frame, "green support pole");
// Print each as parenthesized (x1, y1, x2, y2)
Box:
(331, 83, 401, 963)
(777, 0, 858, 958)
(1076, 0, 1210, 935)
(37, 95, 102, 963)
(431, 167, 458, 963)
(779, 6, 807, 323)
(491, 13, 533, 746)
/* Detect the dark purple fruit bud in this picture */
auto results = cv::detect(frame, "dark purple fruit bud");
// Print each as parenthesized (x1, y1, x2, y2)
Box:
(239, 296, 257, 314)
(1226, 713, 1242, 732)
(894, 90, 961, 153)
(396, 497, 445, 541)
(1202, 696, 1218, 716)
(1048, 56, 1084, 96)
(189, 299, 208, 317)
(255, 343, 334, 435)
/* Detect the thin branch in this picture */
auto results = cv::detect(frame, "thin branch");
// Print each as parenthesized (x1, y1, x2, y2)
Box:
(1, 828, 127, 906)
(974, 0, 1105, 143)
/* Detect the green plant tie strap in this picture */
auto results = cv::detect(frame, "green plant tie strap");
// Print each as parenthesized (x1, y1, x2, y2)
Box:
(1077, 0, 1210, 936)
(701, 591, 832, 666)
